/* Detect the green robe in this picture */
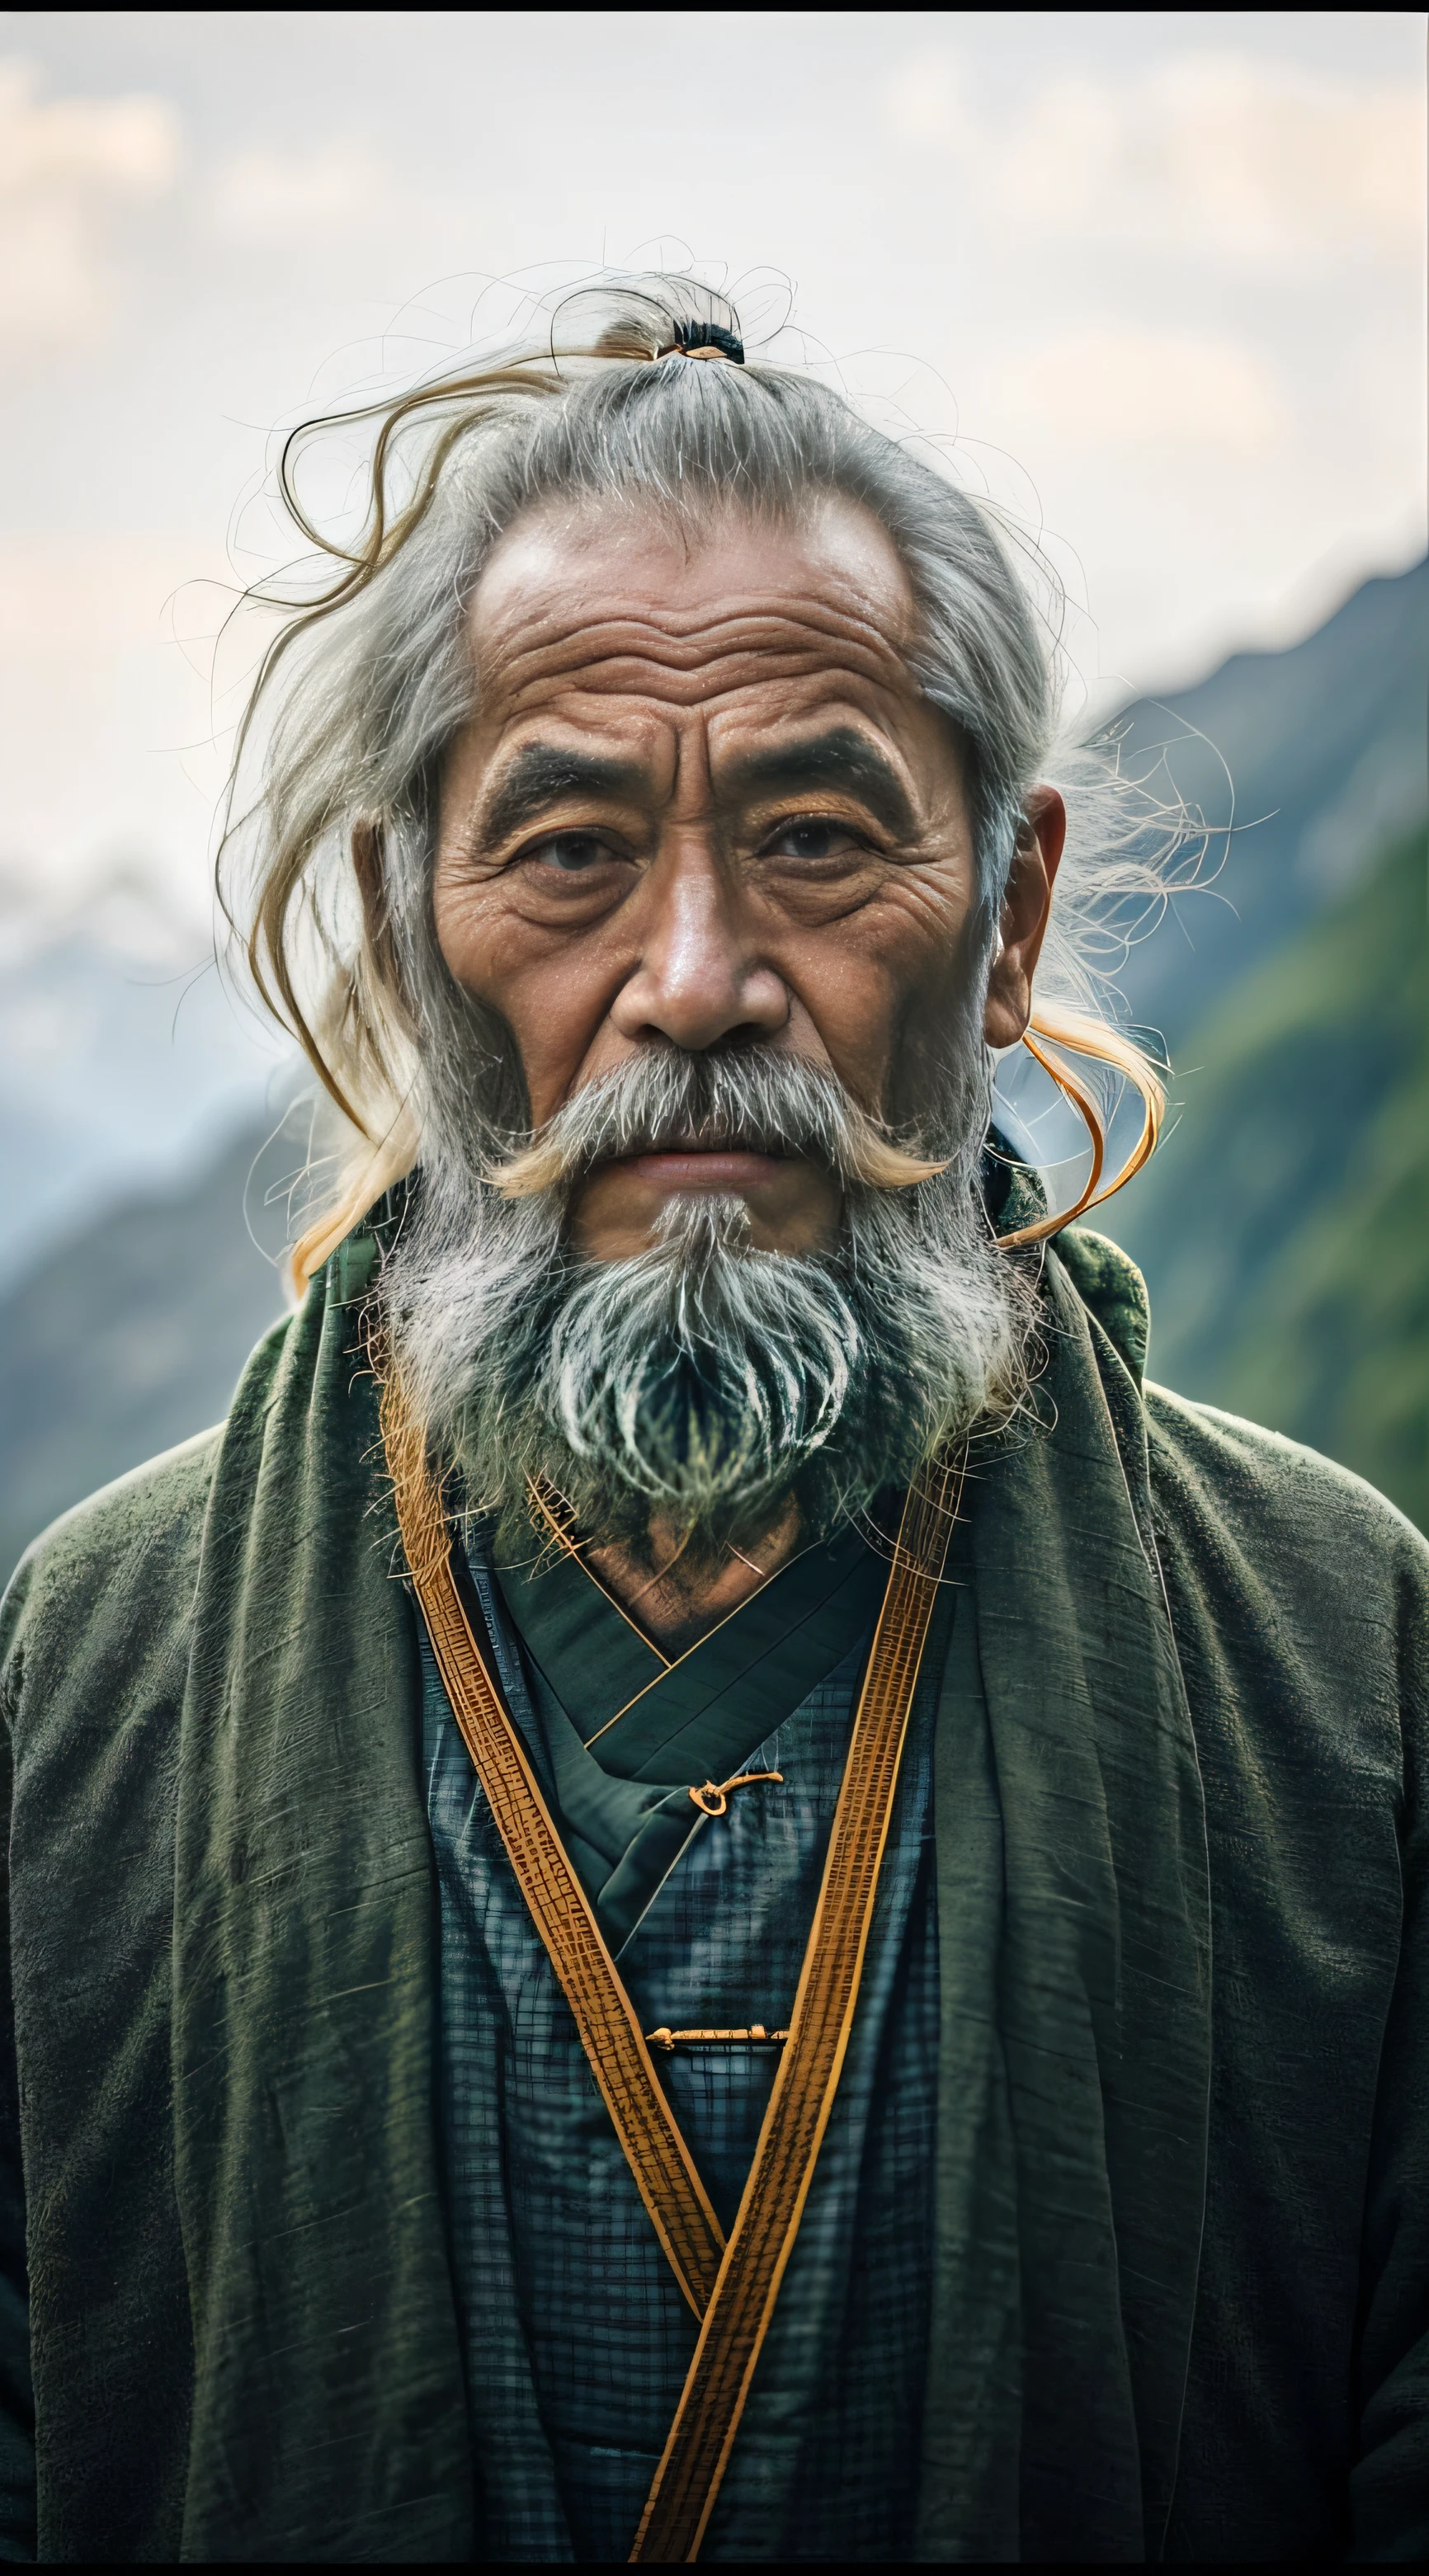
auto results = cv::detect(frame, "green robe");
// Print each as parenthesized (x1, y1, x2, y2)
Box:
(0, 1214, 1426, 2562)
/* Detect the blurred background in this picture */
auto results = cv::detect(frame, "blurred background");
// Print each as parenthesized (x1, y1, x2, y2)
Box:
(1, 7, 1425, 1584)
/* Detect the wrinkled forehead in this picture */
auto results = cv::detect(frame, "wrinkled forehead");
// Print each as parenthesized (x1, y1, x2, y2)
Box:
(463, 492, 924, 741)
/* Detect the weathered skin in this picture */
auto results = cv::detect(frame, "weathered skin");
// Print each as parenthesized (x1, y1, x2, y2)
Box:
(419, 497, 1065, 1638)
(431, 496, 1064, 1265)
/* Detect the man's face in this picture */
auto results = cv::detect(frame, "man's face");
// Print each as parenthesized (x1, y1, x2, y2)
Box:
(432, 495, 1057, 1261)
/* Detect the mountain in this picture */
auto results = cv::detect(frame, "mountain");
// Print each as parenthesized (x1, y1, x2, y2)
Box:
(1103, 822, 1427, 1531)
(1108, 555, 1428, 1052)
(0, 855, 284, 1293)
(0, 558, 1424, 1588)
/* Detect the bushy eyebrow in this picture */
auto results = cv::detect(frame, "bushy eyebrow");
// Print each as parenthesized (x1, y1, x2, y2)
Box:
(476, 724, 917, 849)
(718, 728, 917, 836)
(479, 744, 647, 847)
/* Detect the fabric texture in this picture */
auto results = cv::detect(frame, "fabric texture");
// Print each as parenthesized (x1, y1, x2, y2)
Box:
(0, 1205, 1425, 2560)
(425, 1523, 946, 2560)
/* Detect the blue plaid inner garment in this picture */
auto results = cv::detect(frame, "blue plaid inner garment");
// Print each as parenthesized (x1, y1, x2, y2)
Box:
(420, 1514, 950, 2561)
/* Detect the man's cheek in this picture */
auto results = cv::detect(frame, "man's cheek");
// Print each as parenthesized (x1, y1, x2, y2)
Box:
(436, 883, 550, 1002)
(793, 910, 953, 1071)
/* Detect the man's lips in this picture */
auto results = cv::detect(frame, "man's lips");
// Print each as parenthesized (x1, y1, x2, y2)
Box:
(616, 1148, 790, 1191)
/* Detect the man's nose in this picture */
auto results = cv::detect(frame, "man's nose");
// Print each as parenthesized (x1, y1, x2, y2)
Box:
(609, 841, 789, 1052)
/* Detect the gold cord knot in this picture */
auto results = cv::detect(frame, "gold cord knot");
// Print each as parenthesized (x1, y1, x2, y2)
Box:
(687, 1769, 783, 1819)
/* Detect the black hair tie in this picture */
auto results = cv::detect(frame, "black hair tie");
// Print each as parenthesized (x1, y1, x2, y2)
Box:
(659, 320, 745, 365)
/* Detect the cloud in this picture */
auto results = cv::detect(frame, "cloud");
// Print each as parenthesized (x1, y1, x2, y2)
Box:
(881, 42, 1423, 275)
(995, 50, 1425, 272)
(0, 56, 182, 351)
(879, 44, 965, 148)
(992, 325, 1286, 455)
(210, 141, 389, 243)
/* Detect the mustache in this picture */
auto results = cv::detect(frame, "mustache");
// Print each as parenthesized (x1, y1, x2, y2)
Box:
(483, 1048, 947, 1202)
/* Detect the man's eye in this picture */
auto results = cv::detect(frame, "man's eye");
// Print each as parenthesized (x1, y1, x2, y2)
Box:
(529, 832, 612, 874)
(766, 818, 858, 862)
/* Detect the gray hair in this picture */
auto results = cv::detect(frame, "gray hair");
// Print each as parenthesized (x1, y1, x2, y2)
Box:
(381, 1034, 1036, 1560)
(219, 271, 1177, 1265)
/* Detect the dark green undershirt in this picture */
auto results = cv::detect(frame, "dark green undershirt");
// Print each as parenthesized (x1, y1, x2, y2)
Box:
(486, 1509, 891, 1947)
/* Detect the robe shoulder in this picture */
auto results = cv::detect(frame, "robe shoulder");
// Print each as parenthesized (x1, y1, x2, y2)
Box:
(1057, 1216, 1427, 1615)
(0, 1310, 294, 1726)
(1144, 1377, 1429, 1629)
(1143, 1382, 1427, 1800)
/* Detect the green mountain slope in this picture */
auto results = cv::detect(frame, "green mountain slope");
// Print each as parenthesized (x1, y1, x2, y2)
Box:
(1112, 556, 1428, 1053)
(1107, 823, 1427, 1530)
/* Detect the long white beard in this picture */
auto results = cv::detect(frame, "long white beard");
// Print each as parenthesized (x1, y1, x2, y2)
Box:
(380, 1043, 1036, 1556)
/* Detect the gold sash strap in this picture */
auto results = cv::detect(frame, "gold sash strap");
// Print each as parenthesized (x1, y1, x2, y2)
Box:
(629, 1459, 960, 2562)
(380, 1368, 726, 2319)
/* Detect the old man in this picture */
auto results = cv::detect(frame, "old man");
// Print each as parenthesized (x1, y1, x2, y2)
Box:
(2, 281, 1425, 2564)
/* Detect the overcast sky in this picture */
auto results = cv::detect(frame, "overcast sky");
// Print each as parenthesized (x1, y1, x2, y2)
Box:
(1, 8, 1424, 932)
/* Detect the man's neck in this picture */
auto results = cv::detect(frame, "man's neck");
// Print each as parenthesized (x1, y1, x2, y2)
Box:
(587, 1497, 802, 1657)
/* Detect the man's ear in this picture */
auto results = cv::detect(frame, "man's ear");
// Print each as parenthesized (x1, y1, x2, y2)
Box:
(982, 785, 1066, 1051)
